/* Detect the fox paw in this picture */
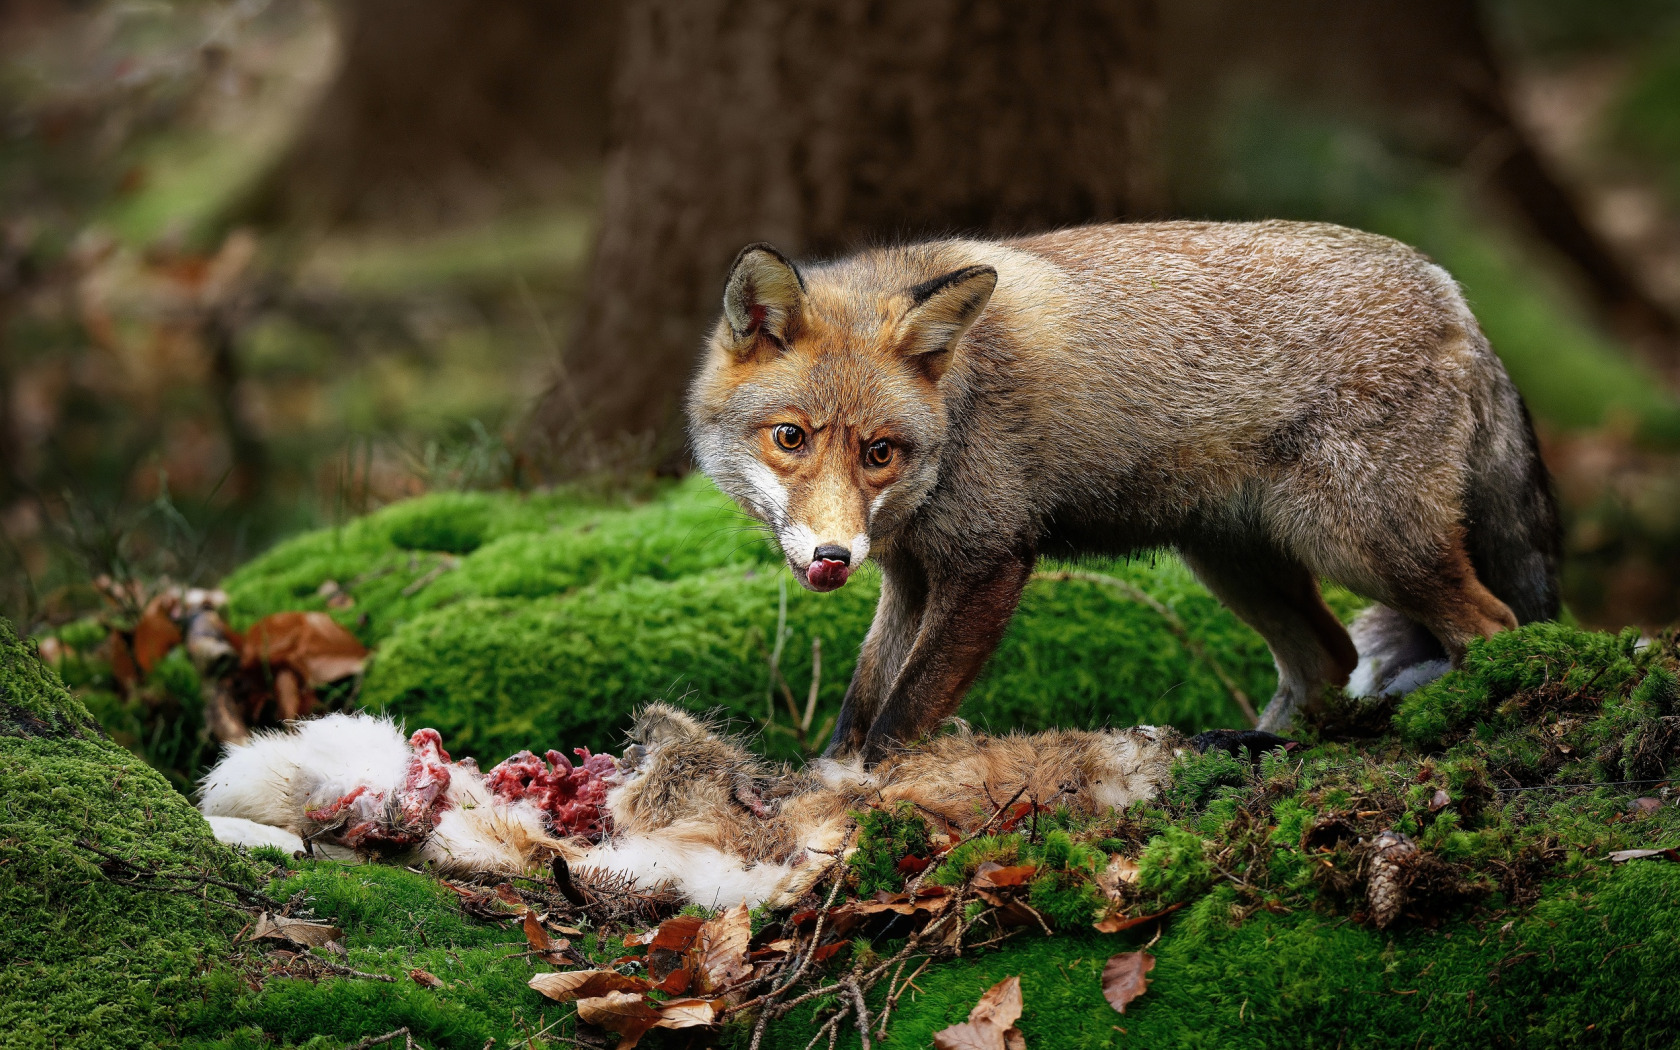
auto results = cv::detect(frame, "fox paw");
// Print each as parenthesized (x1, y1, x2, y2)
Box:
(1190, 728, 1299, 762)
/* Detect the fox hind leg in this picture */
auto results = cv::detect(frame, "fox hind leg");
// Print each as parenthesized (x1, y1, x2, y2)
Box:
(1379, 537, 1518, 665)
(1180, 544, 1358, 734)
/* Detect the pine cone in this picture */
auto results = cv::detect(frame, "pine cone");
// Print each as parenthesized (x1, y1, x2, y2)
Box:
(1367, 829, 1419, 929)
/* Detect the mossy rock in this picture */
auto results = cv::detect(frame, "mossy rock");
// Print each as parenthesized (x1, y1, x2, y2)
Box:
(354, 558, 1291, 764)
(0, 618, 260, 1049)
(218, 474, 1326, 764)
(221, 475, 778, 645)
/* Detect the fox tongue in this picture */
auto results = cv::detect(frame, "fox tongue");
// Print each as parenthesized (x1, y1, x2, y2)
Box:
(806, 558, 849, 591)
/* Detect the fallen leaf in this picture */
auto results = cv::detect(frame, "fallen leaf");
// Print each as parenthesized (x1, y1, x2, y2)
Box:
(811, 940, 850, 962)
(556, 925, 585, 935)
(529, 969, 651, 1002)
(652, 966, 693, 994)
(523, 908, 569, 962)
(248, 912, 344, 948)
(933, 975, 1026, 1050)
(576, 990, 662, 1048)
(1629, 798, 1664, 817)
(494, 883, 523, 906)
(1608, 848, 1680, 863)
(647, 913, 706, 952)
(974, 862, 1040, 889)
(1429, 788, 1451, 813)
(410, 968, 444, 989)
(1092, 901, 1185, 934)
(969, 975, 1023, 1029)
(693, 902, 753, 994)
(897, 854, 931, 876)
(653, 998, 724, 1029)
(1102, 951, 1155, 1014)
(132, 595, 182, 674)
(240, 611, 368, 687)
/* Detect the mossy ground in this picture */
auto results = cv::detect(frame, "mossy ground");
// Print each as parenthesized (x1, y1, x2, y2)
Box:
(12, 480, 1680, 1048)
(0, 619, 262, 1050)
(211, 475, 1311, 764)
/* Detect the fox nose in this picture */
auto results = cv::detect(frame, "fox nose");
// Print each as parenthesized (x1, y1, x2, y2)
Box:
(813, 544, 851, 565)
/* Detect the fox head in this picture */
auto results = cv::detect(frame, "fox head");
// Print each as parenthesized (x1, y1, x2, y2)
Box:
(687, 243, 997, 592)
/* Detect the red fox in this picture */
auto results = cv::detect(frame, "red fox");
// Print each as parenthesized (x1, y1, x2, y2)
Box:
(686, 222, 1561, 760)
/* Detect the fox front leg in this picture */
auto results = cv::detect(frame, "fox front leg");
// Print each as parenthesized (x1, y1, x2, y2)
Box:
(824, 559, 929, 757)
(855, 551, 1035, 764)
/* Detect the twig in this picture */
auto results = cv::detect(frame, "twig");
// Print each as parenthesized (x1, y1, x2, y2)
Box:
(1035, 569, 1259, 726)
(746, 856, 849, 1050)
(802, 1010, 846, 1050)
(307, 954, 398, 982)
(803, 637, 822, 733)
(842, 981, 872, 1050)
(75, 839, 282, 911)
(348, 1028, 410, 1050)
(876, 957, 931, 1039)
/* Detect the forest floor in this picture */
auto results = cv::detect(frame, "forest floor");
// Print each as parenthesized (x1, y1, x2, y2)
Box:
(7, 478, 1680, 1049)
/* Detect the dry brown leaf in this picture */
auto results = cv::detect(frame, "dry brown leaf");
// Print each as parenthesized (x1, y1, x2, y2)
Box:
(1629, 797, 1664, 817)
(646, 913, 706, 952)
(522, 908, 570, 962)
(249, 912, 343, 948)
(132, 595, 182, 674)
(1102, 951, 1155, 1014)
(529, 969, 651, 1002)
(693, 902, 752, 994)
(1429, 788, 1452, 813)
(933, 976, 1026, 1050)
(969, 975, 1023, 1029)
(240, 611, 368, 686)
(1092, 901, 1185, 934)
(974, 862, 1040, 889)
(106, 631, 139, 689)
(576, 990, 662, 1048)
(653, 998, 724, 1029)
(410, 968, 445, 989)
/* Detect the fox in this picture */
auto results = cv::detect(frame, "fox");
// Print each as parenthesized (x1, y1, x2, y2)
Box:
(686, 221, 1562, 762)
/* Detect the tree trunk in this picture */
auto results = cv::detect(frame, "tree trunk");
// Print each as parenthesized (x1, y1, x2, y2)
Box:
(240, 0, 615, 229)
(1160, 0, 1680, 379)
(531, 0, 1164, 470)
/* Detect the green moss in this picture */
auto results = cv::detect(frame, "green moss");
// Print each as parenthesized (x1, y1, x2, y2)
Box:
(1394, 623, 1645, 750)
(354, 558, 1276, 765)
(849, 802, 933, 897)
(0, 618, 261, 1050)
(221, 475, 776, 645)
(771, 862, 1680, 1050)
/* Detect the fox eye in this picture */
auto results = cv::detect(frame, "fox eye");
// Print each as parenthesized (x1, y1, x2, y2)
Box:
(865, 440, 894, 468)
(772, 424, 805, 451)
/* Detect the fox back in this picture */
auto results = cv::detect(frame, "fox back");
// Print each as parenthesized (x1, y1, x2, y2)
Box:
(688, 222, 1559, 751)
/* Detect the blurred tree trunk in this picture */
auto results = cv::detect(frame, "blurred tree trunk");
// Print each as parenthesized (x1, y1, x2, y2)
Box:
(530, 0, 1164, 470)
(1161, 0, 1680, 378)
(239, 0, 615, 228)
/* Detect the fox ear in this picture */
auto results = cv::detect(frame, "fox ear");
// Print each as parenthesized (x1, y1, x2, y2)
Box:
(722, 243, 806, 349)
(899, 265, 997, 380)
